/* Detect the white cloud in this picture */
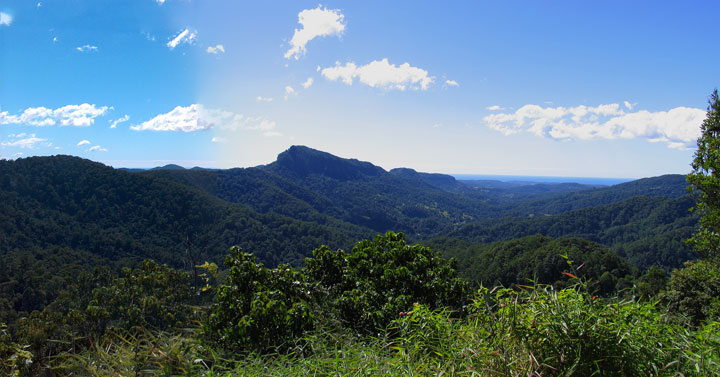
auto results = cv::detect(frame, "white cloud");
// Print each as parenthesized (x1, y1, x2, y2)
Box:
(256, 96, 274, 102)
(302, 77, 314, 89)
(321, 59, 435, 90)
(110, 114, 129, 128)
(0, 12, 12, 27)
(211, 136, 227, 143)
(486, 105, 505, 111)
(284, 86, 296, 100)
(445, 80, 459, 87)
(76, 44, 98, 52)
(484, 102, 706, 150)
(37, 2, 42, 8)
(132, 104, 280, 137)
(88, 145, 108, 152)
(156, 0, 165, 4)
(167, 29, 196, 50)
(0, 104, 109, 127)
(206, 44, 225, 54)
(52, 36, 58, 43)
(131, 104, 209, 132)
(77, 140, 91, 147)
(285, 5, 345, 60)
(1, 134, 48, 149)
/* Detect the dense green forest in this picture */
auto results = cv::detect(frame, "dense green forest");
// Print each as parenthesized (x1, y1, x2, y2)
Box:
(2, 124, 718, 375)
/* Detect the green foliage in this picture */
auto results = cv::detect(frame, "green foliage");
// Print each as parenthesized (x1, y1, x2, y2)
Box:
(306, 231, 468, 334)
(216, 285, 719, 377)
(86, 259, 195, 331)
(208, 233, 467, 352)
(207, 247, 314, 353)
(51, 328, 216, 377)
(430, 235, 635, 295)
(1, 323, 32, 377)
(662, 259, 720, 325)
(687, 89, 720, 260)
(637, 266, 668, 299)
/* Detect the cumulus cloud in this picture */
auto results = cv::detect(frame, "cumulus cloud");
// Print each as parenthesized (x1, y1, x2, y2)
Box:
(1, 134, 48, 149)
(321, 59, 435, 90)
(76, 44, 98, 52)
(484, 103, 706, 149)
(88, 145, 108, 152)
(285, 5, 345, 60)
(110, 114, 129, 128)
(0, 12, 11, 27)
(445, 80, 459, 87)
(0, 104, 110, 127)
(77, 140, 91, 147)
(132, 104, 281, 137)
(284, 86, 296, 100)
(302, 77, 314, 89)
(167, 29, 196, 50)
(206, 44, 225, 54)
(256, 96, 274, 102)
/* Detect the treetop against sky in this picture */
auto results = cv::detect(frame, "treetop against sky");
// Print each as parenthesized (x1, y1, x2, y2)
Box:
(1, 1, 718, 178)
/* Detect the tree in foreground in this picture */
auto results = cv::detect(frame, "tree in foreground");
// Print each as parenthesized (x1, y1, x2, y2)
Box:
(664, 89, 720, 325)
(687, 89, 720, 260)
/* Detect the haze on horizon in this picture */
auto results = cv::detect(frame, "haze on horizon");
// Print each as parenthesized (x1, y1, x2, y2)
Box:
(1, 1, 718, 179)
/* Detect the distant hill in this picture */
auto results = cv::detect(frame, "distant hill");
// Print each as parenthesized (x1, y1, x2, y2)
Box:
(0, 155, 362, 268)
(149, 146, 503, 237)
(442, 194, 698, 271)
(1, 148, 697, 274)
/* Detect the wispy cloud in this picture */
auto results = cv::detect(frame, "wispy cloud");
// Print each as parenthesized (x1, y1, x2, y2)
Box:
(445, 80, 459, 87)
(321, 59, 435, 91)
(0, 12, 12, 27)
(256, 96, 274, 102)
(110, 114, 129, 128)
(132, 104, 281, 137)
(0, 104, 110, 127)
(211, 136, 227, 143)
(206, 44, 225, 54)
(486, 105, 505, 111)
(77, 140, 91, 147)
(2, 134, 49, 149)
(76, 44, 98, 52)
(88, 145, 108, 152)
(167, 29, 196, 50)
(484, 103, 706, 150)
(285, 5, 345, 60)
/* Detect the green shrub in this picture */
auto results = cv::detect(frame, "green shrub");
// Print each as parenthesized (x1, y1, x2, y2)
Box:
(306, 231, 468, 334)
(662, 259, 720, 325)
(207, 247, 314, 352)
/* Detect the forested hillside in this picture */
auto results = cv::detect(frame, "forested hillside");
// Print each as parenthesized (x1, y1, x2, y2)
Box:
(0, 155, 365, 268)
(0, 146, 713, 376)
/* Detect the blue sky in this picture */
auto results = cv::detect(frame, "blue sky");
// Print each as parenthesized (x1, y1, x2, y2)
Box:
(1, 1, 718, 178)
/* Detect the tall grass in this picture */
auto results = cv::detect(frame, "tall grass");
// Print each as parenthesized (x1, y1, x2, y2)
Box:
(47, 283, 720, 376)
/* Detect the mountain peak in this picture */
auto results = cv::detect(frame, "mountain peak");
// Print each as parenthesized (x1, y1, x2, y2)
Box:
(267, 145, 385, 180)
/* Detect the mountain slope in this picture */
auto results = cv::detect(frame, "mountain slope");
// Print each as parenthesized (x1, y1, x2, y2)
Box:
(0, 155, 361, 267)
(443, 195, 698, 270)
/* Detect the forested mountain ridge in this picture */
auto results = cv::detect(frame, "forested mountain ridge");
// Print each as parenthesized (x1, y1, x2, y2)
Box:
(0, 155, 364, 268)
(1, 147, 696, 275)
